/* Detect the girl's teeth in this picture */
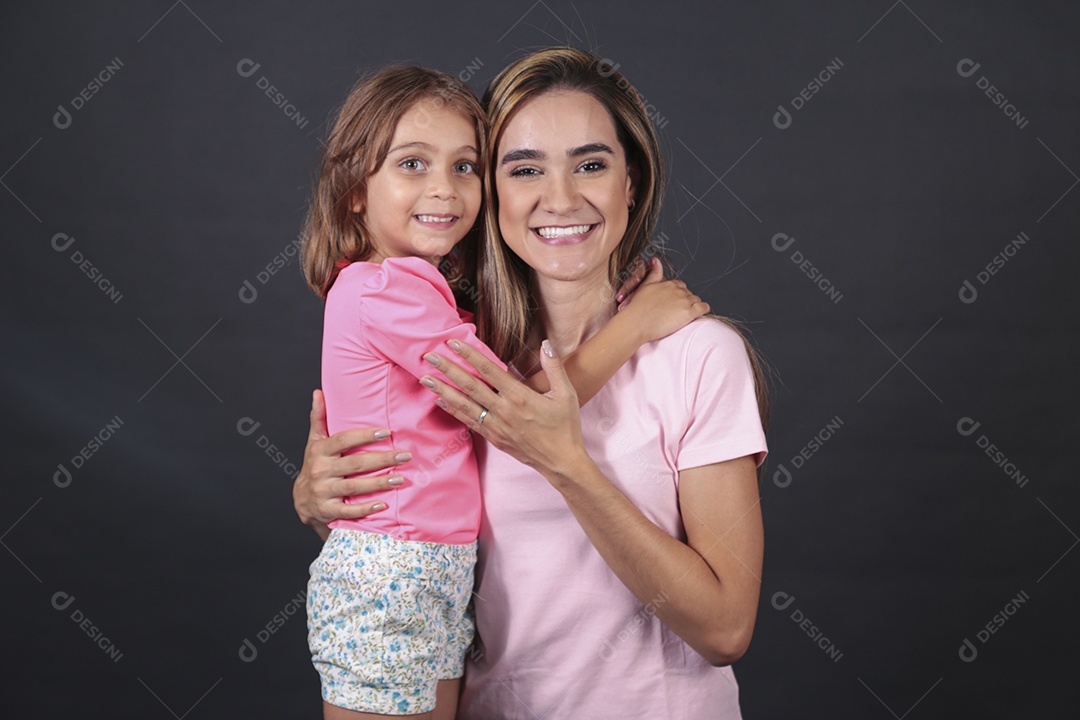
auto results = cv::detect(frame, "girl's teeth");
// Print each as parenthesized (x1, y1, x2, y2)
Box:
(536, 224, 592, 238)
(416, 215, 454, 223)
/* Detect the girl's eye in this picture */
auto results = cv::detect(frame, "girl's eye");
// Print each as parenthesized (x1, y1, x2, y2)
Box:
(579, 160, 608, 173)
(454, 161, 477, 174)
(508, 166, 539, 178)
(400, 158, 425, 171)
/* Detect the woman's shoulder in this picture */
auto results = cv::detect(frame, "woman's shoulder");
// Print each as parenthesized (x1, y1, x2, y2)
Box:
(661, 316, 750, 360)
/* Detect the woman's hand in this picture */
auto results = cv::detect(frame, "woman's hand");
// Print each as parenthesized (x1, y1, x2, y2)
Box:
(420, 340, 591, 483)
(293, 389, 411, 540)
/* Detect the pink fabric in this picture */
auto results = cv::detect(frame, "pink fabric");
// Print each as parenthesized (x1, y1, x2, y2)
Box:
(322, 256, 504, 545)
(460, 319, 767, 720)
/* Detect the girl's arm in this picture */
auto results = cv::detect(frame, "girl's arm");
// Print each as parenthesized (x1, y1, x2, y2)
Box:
(294, 259, 702, 538)
(520, 258, 709, 404)
(419, 338, 762, 666)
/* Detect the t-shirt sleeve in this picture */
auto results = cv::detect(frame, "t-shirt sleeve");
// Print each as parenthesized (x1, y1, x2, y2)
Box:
(677, 319, 768, 470)
(358, 257, 506, 381)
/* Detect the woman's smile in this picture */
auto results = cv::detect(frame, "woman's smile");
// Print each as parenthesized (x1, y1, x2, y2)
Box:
(496, 89, 634, 283)
(531, 222, 600, 245)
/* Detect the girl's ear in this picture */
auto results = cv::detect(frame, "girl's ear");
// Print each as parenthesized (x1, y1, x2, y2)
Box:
(350, 191, 364, 215)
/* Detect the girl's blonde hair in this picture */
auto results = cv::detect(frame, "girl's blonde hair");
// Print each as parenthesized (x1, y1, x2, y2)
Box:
(477, 47, 769, 429)
(301, 65, 487, 298)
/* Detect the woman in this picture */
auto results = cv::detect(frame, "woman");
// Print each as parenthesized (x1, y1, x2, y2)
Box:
(295, 47, 768, 719)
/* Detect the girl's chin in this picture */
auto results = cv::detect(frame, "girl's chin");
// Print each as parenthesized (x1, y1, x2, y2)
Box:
(408, 237, 462, 257)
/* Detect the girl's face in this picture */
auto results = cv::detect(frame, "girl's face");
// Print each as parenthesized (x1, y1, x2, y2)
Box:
(495, 90, 635, 284)
(356, 99, 482, 262)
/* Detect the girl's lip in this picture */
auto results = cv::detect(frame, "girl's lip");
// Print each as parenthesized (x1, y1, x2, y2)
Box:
(530, 223, 599, 246)
(413, 214, 460, 228)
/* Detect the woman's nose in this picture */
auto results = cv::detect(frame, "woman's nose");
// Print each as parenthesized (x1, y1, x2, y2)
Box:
(540, 174, 581, 214)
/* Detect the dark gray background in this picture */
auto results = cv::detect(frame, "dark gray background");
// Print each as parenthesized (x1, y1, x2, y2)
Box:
(3, 1, 1077, 717)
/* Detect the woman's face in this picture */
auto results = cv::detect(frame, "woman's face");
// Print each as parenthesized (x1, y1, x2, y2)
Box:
(494, 90, 635, 285)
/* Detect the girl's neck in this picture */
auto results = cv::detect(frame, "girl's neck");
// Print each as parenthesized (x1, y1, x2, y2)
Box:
(530, 270, 615, 357)
(367, 246, 440, 267)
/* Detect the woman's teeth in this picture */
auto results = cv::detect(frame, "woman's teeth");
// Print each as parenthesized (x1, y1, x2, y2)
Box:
(535, 224, 593, 238)
(416, 215, 455, 223)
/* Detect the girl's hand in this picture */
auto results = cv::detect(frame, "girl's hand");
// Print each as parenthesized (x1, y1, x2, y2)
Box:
(613, 255, 650, 305)
(618, 257, 710, 341)
(293, 389, 411, 540)
(420, 340, 590, 482)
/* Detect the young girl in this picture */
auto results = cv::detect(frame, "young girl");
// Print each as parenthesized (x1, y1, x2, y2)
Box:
(300, 65, 708, 719)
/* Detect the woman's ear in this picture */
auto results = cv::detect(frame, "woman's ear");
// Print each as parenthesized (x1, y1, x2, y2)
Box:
(625, 165, 640, 209)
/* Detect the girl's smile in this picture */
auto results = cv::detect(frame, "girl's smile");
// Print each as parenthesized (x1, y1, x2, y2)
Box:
(357, 99, 482, 262)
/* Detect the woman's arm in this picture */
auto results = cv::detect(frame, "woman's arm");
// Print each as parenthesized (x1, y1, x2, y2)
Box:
(292, 262, 679, 536)
(540, 451, 762, 665)
(293, 389, 413, 540)
(420, 342, 762, 666)
(518, 258, 710, 404)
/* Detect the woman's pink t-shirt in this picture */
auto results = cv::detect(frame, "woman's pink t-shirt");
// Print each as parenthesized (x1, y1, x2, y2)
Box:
(460, 318, 767, 720)
(321, 257, 504, 545)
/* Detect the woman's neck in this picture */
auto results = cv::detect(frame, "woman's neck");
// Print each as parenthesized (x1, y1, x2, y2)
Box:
(530, 270, 615, 356)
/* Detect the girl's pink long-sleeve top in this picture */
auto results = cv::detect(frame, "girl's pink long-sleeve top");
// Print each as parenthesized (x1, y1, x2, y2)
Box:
(321, 256, 504, 545)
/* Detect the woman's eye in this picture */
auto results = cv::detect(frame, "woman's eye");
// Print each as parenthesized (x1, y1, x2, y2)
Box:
(400, 158, 424, 171)
(579, 160, 607, 173)
(509, 166, 539, 177)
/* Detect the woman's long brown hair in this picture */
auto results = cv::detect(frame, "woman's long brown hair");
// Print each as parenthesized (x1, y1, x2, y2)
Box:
(478, 47, 770, 430)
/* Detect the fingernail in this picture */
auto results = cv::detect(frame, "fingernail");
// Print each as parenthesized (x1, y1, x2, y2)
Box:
(424, 353, 440, 366)
(448, 339, 462, 353)
(394, 452, 412, 462)
(387, 476, 403, 486)
(373, 429, 391, 439)
(420, 376, 436, 388)
(615, 293, 624, 303)
(435, 399, 448, 409)
(371, 502, 387, 511)
(542, 339, 555, 358)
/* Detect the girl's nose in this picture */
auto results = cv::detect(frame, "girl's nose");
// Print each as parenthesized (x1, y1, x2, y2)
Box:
(428, 167, 458, 200)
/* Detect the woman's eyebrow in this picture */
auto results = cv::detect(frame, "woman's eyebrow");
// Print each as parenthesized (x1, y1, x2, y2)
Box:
(501, 148, 544, 165)
(568, 142, 614, 157)
(501, 143, 614, 165)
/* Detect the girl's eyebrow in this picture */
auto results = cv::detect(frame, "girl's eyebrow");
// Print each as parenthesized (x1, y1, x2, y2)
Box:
(388, 141, 479, 155)
(501, 143, 615, 165)
(389, 141, 435, 154)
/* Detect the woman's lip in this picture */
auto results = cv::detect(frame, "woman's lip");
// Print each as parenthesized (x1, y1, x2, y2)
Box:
(530, 223, 599, 246)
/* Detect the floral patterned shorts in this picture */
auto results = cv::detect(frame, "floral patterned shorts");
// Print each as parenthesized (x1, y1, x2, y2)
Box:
(306, 529, 477, 715)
